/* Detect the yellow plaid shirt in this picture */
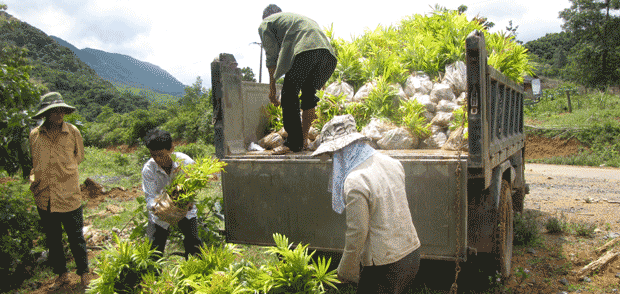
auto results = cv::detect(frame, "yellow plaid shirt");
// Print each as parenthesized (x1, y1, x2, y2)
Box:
(29, 122, 84, 212)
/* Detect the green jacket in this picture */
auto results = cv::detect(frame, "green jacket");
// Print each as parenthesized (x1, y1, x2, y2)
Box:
(258, 12, 336, 81)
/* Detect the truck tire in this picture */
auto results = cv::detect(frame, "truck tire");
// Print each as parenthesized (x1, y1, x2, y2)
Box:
(512, 187, 525, 213)
(495, 179, 513, 279)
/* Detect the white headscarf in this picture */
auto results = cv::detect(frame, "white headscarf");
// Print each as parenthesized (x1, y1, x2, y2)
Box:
(329, 140, 376, 214)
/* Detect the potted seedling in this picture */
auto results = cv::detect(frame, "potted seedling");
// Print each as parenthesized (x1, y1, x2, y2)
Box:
(152, 155, 227, 225)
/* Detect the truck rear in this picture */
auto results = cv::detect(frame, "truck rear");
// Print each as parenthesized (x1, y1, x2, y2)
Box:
(211, 31, 526, 278)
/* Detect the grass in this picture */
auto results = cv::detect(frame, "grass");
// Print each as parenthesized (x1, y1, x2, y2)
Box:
(525, 85, 620, 167)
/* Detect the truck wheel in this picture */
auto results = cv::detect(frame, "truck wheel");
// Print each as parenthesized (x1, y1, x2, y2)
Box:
(512, 187, 525, 213)
(495, 179, 513, 279)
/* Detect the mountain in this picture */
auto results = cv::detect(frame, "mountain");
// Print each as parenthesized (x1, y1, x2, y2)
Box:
(50, 36, 186, 96)
(0, 11, 152, 121)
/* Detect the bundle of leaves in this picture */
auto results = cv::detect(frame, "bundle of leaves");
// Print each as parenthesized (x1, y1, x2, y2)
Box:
(396, 99, 432, 139)
(166, 155, 227, 208)
(87, 234, 163, 293)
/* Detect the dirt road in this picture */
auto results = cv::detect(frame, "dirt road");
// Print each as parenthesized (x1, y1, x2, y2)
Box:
(409, 163, 620, 293)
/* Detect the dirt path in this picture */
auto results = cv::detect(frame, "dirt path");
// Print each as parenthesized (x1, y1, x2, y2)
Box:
(408, 163, 620, 293)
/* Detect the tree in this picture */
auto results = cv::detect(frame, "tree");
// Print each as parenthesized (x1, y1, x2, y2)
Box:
(559, 0, 620, 88)
(241, 66, 256, 82)
(0, 8, 41, 177)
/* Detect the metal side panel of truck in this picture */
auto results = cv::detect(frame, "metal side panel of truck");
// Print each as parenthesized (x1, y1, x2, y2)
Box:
(211, 31, 526, 275)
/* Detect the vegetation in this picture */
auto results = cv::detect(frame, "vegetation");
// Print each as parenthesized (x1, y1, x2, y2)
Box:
(326, 7, 533, 89)
(0, 180, 45, 292)
(525, 82, 620, 167)
(166, 155, 226, 207)
(87, 233, 338, 294)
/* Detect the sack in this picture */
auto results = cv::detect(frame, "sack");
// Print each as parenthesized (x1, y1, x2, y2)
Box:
(258, 133, 284, 149)
(151, 192, 189, 225)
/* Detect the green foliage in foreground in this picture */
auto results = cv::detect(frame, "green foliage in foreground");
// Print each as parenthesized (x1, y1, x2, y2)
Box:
(87, 233, 338, 294)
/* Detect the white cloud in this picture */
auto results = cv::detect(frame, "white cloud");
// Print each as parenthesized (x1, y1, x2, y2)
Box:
(4, 0, 574, 87)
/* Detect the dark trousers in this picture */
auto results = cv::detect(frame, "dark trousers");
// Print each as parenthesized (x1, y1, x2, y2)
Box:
(281, 49, 337, 151)
(357, 248, 421, 294)
(149, 217, 202, 260)
(37, 206, 89, 275)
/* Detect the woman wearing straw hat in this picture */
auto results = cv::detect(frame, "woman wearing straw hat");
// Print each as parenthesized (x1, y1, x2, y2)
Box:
(29, 92, 91, 290)
(312, 114, 421, 294)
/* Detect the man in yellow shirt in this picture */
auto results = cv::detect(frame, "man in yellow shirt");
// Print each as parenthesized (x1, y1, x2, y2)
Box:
(29, 92, 90, 290)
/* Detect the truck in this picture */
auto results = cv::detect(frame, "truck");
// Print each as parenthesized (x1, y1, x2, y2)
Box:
(210, 31, 527, 279)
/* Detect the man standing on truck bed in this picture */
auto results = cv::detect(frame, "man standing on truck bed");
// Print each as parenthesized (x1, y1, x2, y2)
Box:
(312, 115, 421, 294)
(259, 4, 337, 154)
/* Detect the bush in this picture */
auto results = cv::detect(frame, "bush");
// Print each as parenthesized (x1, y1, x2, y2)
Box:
(545, 216, 565, 234)
(174, 142, 216, 161)
(513, 211, 541, 246)
(570, 221, 596, 237)
(0, 180, 45, 291)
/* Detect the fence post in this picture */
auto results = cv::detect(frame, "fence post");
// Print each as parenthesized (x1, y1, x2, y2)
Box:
(565, 91, 572, 113)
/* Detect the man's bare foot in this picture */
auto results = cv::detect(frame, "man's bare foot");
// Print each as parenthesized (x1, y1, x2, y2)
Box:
(49, 272, 69, 291)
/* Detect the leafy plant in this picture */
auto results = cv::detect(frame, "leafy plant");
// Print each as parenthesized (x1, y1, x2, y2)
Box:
(364, 78, 398, 120)
(259, 233, 339, 294)
(396, 99, 431, 139)
(264, 103, 283, 133)
(513, 211, 541, 246)
(0, 180, 45, 291)
(87, 233, 163, 293)
(450, 105, 469, 139)
(314, 91, 348, 132)
(166, 155, 227, 208)
(545, 215, 566, 234)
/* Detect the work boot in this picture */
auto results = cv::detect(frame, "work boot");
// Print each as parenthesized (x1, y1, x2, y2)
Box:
(49, 272, 69, 291)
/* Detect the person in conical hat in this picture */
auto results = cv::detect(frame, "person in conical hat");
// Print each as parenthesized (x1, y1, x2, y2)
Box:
(313, 114, 421, 294)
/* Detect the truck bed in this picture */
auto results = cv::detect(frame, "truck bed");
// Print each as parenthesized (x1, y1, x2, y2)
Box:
(228, 149, 468, 160)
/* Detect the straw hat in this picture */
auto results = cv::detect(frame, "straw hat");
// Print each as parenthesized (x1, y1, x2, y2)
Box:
(311, 114, 369, 156)
(32, 92, 76, 120)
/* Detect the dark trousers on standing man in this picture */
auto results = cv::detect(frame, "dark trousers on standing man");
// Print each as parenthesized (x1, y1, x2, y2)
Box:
(37, 206, 89, 275)
(281, 48, 337, 152)
(356, 248, 421, 294)
(148, 217, 203, 260)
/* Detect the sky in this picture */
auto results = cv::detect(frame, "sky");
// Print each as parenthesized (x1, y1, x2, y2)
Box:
(5, 0, 571, 88)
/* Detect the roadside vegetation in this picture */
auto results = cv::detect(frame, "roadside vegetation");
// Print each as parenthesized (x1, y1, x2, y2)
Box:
(524, 82, 620, 167)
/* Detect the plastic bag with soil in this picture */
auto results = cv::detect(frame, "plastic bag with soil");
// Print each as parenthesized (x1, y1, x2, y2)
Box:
(151, 192, 190, 225)
(258, 132, 284, 150)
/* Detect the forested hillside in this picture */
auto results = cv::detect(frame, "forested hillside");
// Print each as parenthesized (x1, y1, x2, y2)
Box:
(0, 11, 151, 121)
(51, 36, 186, 97)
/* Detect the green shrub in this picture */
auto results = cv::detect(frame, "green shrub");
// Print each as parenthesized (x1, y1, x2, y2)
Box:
(174, 142, 216, 161)
(545, 216, 565, 234)
(87, 234, 163, 293)
(513, 211, 541, 246)
(0, 180, 45, 291)
(570, 221, 596, 237)
(253, 233, 339, 293)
